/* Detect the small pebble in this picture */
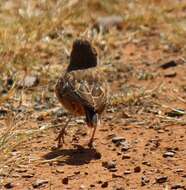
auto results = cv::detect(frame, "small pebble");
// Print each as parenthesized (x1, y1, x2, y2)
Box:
(94, 15, 123, 32)
(79, 185, 86, 190)
(62, 177, 69, 185)
(142, 161, 151, 166)
(102, 161, 116, 169)
(74, 171, 80, 175)
(112, 173, 123, 178)
(109, 168, 118, 172)
(141, 176, 150, 186)
(4, 182, 14, 189)
(120, 141, 130, 151)
(112, 187, 125, 190)
(122, 154, 131, 159)
(97, 180, 103, 184)
(32, 179, 48, 188)
(76, 119, 85, 124)
(22, 75, 39, 88)
(134, 166, 141, 173)
(124, 170, 131, 175)
(160, 60, 178, 69)
(164, 71, 177, 78)
(56, 168, 64, 173)
(15, 168, 27, 173)
(12, 173, 20, 178)
(155, 176, 168, 183)
(101, 181, 108, 188)
(21, 172, 35, 178)
(157, 129, 165, 133)
(175, 168, 184, 173)
(112, 136, 125, 144)
(171, 183, 185, 189)
(163, 151, 175, 158)
(117, 152, 122, 156)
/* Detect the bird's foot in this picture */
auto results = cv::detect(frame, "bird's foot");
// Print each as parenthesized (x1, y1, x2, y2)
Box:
(87, 140, 96, 149)
(55, 129, 67, 148)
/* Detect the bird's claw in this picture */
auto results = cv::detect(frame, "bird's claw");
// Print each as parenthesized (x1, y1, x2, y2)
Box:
(88, 140, 96, 149)
(55, 129, 67, 148)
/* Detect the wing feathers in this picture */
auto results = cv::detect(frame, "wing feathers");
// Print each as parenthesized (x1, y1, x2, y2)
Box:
(64, 69, 107, 113)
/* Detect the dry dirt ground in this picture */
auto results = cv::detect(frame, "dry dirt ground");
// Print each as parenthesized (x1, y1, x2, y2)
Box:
(0, 1, 186, 190)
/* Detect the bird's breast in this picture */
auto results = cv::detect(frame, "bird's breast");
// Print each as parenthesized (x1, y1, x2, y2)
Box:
(60, 97, 85, 116)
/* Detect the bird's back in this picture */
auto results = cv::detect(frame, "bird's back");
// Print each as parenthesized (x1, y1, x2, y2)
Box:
(56, 67, 108, 117)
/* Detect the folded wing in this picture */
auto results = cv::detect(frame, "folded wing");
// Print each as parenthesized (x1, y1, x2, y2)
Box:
(65, 68, 108, 114)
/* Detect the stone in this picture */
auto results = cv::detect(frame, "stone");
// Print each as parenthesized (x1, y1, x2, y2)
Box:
(79, 185, 86, 190)
(124, 170, 131, 175)
(32, 179, 48, 188)
(112, 136, 125, 144)
(56, 168, 64, 173)
(134, 166, 141, 173)
(141, 176, 150, 186)
(62, 177, 69, 185)
(171, 184, 185, 189)
(120, 141, 130, 151)
(155, 176, 168, 183)
(160, 60, 178, 69)
(101, 181, 108, 188)
(163, 151, 175, 158)
(22, 75, 39, 88)
(122, 154, 131, 159)
(102, 161, 116, 169)
(4, 182, 14, 189)
(94, 15, 123, 32)
(21, 172, 35, 178)
(164, 71, 177, 78)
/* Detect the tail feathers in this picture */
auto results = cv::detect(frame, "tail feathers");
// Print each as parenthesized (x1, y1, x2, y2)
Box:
(92, 113, 100, 127)
(85, 108, 100, 127)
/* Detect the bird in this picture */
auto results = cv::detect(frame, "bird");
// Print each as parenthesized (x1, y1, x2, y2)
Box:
(55, 39, 108, 148)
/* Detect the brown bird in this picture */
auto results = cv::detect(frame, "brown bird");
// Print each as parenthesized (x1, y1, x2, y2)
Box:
(55, 39, 108, 148)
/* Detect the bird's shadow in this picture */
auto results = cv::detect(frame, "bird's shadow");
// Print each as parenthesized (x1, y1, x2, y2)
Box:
(42, 146, 101, 166)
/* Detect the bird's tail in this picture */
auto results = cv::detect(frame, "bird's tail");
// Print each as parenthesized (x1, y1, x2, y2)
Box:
(85, 108, 100, 128)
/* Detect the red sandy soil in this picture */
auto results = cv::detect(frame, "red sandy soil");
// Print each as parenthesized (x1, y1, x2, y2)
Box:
(0, 37, 186, 190)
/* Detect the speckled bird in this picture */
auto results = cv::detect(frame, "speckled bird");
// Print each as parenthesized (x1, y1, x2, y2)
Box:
(55, 39, 108, 148)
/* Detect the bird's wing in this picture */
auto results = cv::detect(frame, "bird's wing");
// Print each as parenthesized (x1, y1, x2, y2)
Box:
(64, 68, 108, 112)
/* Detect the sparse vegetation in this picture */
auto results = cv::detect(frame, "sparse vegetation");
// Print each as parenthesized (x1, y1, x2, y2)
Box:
(0, 0, 186, 189)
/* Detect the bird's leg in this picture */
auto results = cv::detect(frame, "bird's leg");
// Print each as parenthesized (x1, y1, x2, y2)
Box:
(55, 116, 72, 148)
(88, 125, 97, 148)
